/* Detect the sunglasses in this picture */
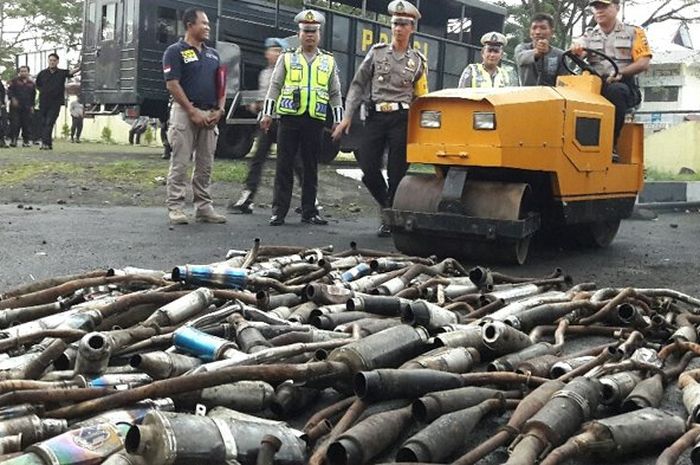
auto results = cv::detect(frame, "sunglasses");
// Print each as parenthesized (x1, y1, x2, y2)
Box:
(485, 46, 502, 53)
(301, 27, 319, 33)
(391, 18, 414, 26)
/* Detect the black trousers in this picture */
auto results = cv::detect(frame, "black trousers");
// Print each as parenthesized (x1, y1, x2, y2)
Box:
(39, 103, 62, 146)
(245, 120, 303, 198)
(0, 108, 6, 140)
(129, 126, 146, 145)
(354, 110, 409, 208)
(9, 106, 33, 143)
(602, 82, 637, 146)
(272, 115, 323, 218)
(71, 117, 83, 140)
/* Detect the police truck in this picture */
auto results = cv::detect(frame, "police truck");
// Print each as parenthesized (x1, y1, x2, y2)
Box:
(80, 0, 506, 161)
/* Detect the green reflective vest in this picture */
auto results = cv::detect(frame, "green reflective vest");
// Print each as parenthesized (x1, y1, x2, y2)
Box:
(277, 49, 334, 120)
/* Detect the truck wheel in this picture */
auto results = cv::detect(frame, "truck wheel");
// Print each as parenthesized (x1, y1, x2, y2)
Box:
(319, 128, 339, 164)
(216, 125, 255, 159)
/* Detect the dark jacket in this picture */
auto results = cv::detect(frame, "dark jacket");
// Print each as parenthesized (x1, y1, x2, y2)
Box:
(7, 77, 36, 109)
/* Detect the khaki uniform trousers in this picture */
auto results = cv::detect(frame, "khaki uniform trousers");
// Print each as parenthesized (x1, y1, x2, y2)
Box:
(166, 102, 219, 213)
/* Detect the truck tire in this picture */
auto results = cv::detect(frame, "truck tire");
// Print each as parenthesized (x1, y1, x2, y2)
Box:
(319, 128, 339, 164)
(216, 124, 255, 159)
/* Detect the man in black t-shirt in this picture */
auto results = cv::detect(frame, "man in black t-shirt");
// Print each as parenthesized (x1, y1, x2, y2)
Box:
(35, 53, 79, 150)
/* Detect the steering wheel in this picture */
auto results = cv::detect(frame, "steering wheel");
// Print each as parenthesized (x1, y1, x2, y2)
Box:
(562, 48, 619, 79)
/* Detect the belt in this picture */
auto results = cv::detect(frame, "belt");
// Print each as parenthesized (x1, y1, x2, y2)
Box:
(374, 102, 410, 113)
(191, 102, 218, 111)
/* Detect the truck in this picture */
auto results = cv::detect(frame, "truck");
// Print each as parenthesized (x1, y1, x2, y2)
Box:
(80, 0, 506, 161)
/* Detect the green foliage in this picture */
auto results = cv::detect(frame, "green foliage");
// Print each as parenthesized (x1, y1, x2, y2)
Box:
(100, 126, 114, 144)
(61, 123, 70, 138)
(0, 0, 82, 79)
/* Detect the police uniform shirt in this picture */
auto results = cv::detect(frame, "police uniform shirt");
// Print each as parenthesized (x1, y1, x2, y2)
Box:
(514, 42, 567, 86)
(579, 20, 652, 76)
(458, 63, 511, 88)
(345, 43, 427, 119)
(264, 48, 343, 115)
(258, 66, 274, 102)
(163, 39, 220, 107)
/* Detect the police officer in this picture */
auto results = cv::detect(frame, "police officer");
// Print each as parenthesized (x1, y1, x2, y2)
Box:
(332, 0, 428, 237)
(458, 32, 513, 88)
(571, 0, 651, 151)
(230, 37, 291, 214)
(7, 66, 36, 148)
(162, 7, 227, 225)
(262, 10, 343, 226)
(515, 13, 568, 86)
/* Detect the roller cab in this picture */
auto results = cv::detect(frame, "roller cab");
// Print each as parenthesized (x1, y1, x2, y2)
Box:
(384, 74, 644, 264)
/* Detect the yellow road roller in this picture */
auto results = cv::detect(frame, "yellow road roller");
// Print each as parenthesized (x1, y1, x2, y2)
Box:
(384, 51, 644, 264)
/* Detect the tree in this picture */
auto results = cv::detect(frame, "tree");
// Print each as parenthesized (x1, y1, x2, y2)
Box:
(0, 0, 82, 79)
(498, 0, 700, 55)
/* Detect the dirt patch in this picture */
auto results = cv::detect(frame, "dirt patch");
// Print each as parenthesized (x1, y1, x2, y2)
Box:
(0, 142, 376, 219)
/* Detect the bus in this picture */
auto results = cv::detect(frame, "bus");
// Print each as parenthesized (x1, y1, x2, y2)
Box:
(80, 0, 506, 160)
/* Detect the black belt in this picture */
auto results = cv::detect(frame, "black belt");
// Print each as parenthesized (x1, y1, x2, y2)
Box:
(192, 102, 218, 110)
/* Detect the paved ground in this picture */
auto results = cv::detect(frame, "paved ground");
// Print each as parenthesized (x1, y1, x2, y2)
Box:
(2, 145, 700, 464)
(2, 204, 699, 294)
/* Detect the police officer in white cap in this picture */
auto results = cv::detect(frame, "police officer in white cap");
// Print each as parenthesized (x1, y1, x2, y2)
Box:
(458, 32, 514, 88)
(332, 0, 428, 237)
(261, 9, 343, 226)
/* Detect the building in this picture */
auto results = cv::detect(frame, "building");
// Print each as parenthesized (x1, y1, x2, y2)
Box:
(635, 21, 700, 173)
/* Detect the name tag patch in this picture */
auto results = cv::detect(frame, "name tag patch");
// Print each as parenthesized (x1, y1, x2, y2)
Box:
(181, 49, 198, 63)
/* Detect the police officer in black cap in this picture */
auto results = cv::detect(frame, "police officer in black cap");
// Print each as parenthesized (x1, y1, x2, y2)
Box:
(332, 0, 428, 237)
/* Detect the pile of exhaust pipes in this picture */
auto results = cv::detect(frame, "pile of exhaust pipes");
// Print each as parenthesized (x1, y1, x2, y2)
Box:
(1, 240, 700, 465)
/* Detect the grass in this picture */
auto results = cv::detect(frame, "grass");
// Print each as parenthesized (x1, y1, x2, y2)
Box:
(0, 142, 248, 187)
(645, 167, 700, 182)
(0, 162, 86, 185)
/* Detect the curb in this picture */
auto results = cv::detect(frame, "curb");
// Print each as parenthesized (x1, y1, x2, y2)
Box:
(639, 181, 700, 204)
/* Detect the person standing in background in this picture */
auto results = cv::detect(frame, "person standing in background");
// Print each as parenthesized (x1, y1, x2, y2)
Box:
(69, 97, 84, 143)
(7, 66, 36, 148)
(229, 37, 289, 214)
(0, 78, 7, 148)
(35, 53, 79, 150)
(458, 32, 513, 88)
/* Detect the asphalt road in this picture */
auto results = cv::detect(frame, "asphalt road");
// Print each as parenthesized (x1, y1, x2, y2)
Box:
(1, 204, 699, 293)
(1, 204, 700, 464)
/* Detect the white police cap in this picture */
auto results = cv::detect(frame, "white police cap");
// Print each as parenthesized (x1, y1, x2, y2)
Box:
(480, 31, 507, 47)
(294, 9, 325, 29)
(387, 0, 421, 21)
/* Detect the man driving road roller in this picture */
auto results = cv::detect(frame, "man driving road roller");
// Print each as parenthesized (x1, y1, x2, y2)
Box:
(571, 0, 651, 155)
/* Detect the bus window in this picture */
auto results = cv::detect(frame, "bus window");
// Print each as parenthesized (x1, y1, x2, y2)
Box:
(124, 0, 135, 44)
(101, 3, 117, 41)
(157, 7, 178, 44)
(86, 1, 96, 46)
(332, 15, 350, 53)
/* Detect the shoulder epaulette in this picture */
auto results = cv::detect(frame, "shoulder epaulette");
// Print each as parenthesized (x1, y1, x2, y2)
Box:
(319, 48, 333, 56)
(371, 43, 389, 50)
(411, 48, 427, 62)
